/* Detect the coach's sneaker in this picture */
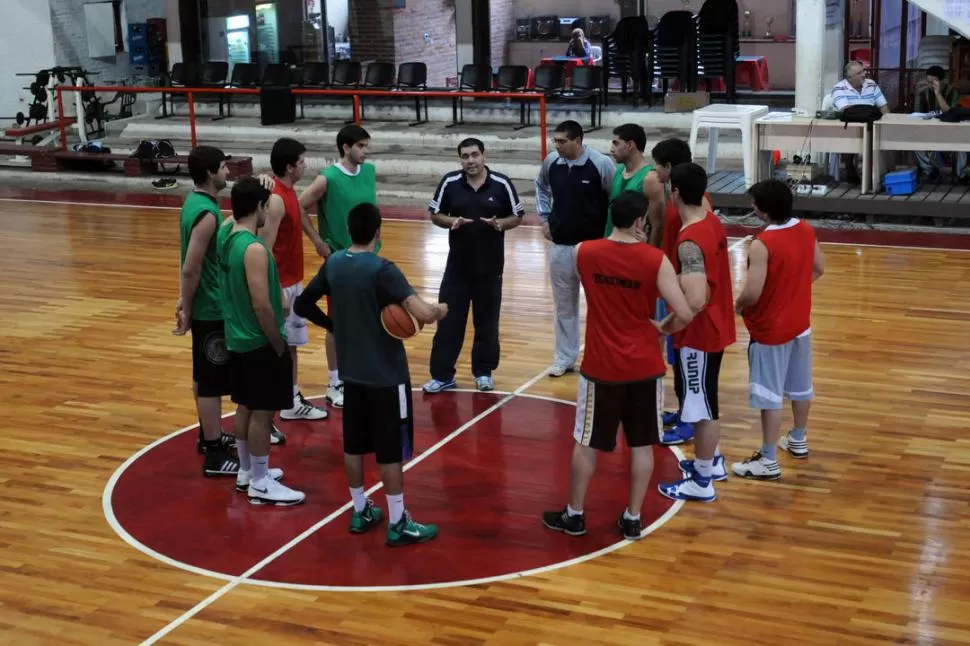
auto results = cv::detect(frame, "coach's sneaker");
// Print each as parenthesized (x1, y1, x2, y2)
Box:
(779, 432, 809, 459)
(327, 383, 344, 408)
(731, 451, 782, 480)
(658, 474, 717, 503)
(548, 363, 575, 378)
(541, 507, 587, 536)
(618, 511, 643, 541)
(270, 425, 287, 445)
(203, 451, 240, 477)
(349, 499, 384, 534)
(422, 378, 456, 394)
(280, 392, 328, 420)
(679, 454, 729, 482)
(476, 375, 494, 392)
(247, 478, 305, 506)
(235, 467, 284, 492)
(662, 421, 695, 445)
(386, 511, 438, 546)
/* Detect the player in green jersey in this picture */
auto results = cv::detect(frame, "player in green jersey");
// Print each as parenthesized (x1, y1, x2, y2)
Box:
(298, 125, 378, 409)
(605, 123, 667, 244)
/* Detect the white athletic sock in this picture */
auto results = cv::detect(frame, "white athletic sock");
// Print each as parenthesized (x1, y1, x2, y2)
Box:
(236, 439, 251, 471)
(387, 493, 405, 524)
(252, 455, 269, 482)
(695, 458, 714, 479)
(567, 504, 583, 517)
(350, 487, 367, 513)
(329, 370, 340, 386)
(714, 443, 722, 458)
(292, 384, 300, 398)
(623, 509, 640, 521)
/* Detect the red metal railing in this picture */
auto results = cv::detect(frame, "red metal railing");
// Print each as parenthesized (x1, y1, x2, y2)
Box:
(55, 85, 549, 159)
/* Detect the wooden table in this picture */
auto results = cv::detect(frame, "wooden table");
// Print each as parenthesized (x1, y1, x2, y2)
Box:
(872, 113, 970, 192)
(755, 112, 872, 194)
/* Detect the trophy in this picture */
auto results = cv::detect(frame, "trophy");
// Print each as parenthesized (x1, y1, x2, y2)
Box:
(743, 10, 752, 38)
(764, 16, 774, 39)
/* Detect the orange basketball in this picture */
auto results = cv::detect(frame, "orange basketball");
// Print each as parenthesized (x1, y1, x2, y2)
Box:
(381, 303, 422, 340)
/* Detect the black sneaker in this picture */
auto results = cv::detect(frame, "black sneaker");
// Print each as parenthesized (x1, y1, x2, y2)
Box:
(541, 507, 587, 536)
(270, 425, 286, 445)
(203, 450, 240, 477)
(197, 428, 237, 454)
(617, 512, 643, 541)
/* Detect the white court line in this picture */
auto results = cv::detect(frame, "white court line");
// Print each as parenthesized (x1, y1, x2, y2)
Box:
(102, 389, 687, 595)
(140, 353, 629, 645)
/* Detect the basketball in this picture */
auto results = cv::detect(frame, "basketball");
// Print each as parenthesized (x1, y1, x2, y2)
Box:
(381, 303, 422, 340)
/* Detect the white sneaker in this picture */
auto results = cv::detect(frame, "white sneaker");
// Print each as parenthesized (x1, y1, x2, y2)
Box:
(548, 363, 574, 378)
(247, 477, 305, 506)
(779, 432, 809, 459)
(731, 451, 782, 480)
(280, 392, 328, 420)
(327, 383, 344, 408)
(235, 467, 284, 492)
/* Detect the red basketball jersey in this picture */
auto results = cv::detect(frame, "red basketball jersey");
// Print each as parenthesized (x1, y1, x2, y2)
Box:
(272, 181, 304, 288)
(672, 212, 737, 352)
(577, 239, 666, 382)
(662, 191, 711, 261)
(742, 219, 816, 345)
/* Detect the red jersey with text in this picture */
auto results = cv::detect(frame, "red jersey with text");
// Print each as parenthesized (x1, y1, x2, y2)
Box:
(672, 212, 737, 352)
(662, 191, 711, 261)
(743, 218, 816, 345)
(272, 181, 304, 288)
(577, 239, 666, 382)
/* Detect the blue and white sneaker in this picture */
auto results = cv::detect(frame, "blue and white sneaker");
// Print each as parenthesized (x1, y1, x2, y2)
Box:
(678, 454, 729, 482)
(662, 410, 681, 427)
(476, 375, 494, 391)
(662, 421, 695, 445)
(658, 472, 717, 502)
(422, 378, 456, 394)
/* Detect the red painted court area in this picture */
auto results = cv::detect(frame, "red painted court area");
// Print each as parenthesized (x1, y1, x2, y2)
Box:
(107, 392, 681, 589)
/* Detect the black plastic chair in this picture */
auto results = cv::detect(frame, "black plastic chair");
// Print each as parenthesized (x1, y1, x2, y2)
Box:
(397, 62, 428, 126)
(359, 62, 396, 122)
(297, 62, 329, 119)
(214, 63, 259, 121)
(496, 65, 532, 129)
(696, 0, 740, 101)
(602, 16, 653, 107)
(449, 63, 492, 127)
(554, 66, 604, 131)
(654, 11, 698, 95)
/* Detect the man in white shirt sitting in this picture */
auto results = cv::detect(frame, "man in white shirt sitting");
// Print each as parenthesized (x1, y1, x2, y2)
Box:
(830, 61, 890, 184)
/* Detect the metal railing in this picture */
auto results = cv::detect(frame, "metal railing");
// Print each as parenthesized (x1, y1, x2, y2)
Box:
(54, 85, 550, 160)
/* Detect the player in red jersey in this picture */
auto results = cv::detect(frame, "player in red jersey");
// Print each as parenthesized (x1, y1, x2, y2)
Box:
(732, 179, 825, 480)
(657, 162, 737, 503)
(260, 138, 328, 428)
(542, 190, 695, 540)
(650, 138, 715, 446)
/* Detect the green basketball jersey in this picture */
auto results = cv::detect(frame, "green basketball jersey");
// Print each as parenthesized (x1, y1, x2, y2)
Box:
(218, 225, 286, 353)
(604, 163, 653, 237)
(318, 162, 380, 253)
(179, 190, 223, 321)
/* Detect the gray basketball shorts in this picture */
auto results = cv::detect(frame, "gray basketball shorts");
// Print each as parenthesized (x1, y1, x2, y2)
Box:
(747, 332, 814, 410)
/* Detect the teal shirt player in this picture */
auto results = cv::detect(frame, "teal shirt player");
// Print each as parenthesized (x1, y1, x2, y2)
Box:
(306, 250, 416, 387)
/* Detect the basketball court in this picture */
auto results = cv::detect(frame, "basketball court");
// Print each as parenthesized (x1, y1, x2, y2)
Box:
(2, 193, 969, 645)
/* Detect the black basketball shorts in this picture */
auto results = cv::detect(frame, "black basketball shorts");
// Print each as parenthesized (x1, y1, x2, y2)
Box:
(573, 375, 663, 452)
(191, 318, 232, 398)
(342, 381, 415, 465)
(229, 343, 294, 412)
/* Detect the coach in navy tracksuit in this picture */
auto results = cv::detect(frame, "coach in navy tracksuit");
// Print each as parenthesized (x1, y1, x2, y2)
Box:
(535, 120, 616, 377)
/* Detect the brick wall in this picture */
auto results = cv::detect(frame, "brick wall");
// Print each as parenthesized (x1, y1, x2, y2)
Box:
(393, 0, 457, 87)
(50, 0, 166, 82)
(349, 0, 457, 88)
(489, 0, 515, 69)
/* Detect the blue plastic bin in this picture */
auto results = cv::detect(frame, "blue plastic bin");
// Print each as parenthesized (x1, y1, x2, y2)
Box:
(883, 168, 917, 196)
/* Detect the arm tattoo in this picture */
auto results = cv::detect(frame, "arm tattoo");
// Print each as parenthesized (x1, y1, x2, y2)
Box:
(678, 241, 706, 276)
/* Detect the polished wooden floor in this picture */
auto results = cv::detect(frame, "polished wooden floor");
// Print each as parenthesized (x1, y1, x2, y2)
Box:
(2, 198, 970, 645)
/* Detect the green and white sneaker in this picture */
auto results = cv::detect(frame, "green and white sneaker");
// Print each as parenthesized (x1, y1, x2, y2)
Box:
(349, 499, 384, 534)
(386, 511, 438, 547)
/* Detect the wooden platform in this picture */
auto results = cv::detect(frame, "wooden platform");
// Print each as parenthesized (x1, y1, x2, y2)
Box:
(709, 169, 970, 219)
(2, 197, 970, 645)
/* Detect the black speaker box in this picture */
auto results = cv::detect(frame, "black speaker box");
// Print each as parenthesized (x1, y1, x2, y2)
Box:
(260, 86, 295, 126)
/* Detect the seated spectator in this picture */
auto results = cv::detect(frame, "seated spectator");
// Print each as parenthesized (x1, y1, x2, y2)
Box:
(913, 65, 968, 183)
(830, 61, 889, 183)
(565, 28, 592, 59)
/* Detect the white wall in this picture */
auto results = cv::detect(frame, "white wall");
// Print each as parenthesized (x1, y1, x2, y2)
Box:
(1, 0, 56, 123)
